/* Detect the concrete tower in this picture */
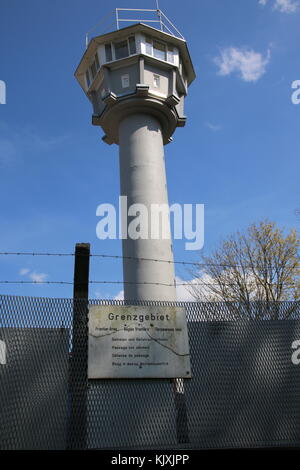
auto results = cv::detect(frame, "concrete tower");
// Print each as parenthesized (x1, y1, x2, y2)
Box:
(75, 10, 195, 301)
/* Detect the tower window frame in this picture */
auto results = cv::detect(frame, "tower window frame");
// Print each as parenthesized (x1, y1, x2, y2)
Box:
(104, 35, 137, 63)
(128, 35, 136, 55)
(114, 39, 129, 60)
(94, 52, 100, 70)
(145, 36, 153, 55)
(167, 46, 174, 64)
(90, 61, 97, 80)
(153, 40, 166, 61)
(85, 70, 91, 88)
(105, 43, 113, 62)
(144, 36, 175, 65)
(88, 52, 101, 85)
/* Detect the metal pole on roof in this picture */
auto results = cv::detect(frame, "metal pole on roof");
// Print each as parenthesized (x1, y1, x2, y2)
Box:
(160, 10, 185, 39)
(116, 8, 119, 30)
(156, 1, 163, 31)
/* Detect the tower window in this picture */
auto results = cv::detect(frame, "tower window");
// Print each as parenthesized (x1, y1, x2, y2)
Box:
(105, 36, 137, 63)
(144, 37, 174, 64)
(114, 40, 129, 60)
(153, 40, 166, 61)
(179, 58, 183, 74)
(90, 53, 100, 83)
(105, 43, 113, 62)
(145, 36, 153, 55)
(128, 36, 136, 55)
(85, 70, 91, 88)
(167, 46, 174, 64)
(90, 61, 97, 80)
(95, 52, 100, 70)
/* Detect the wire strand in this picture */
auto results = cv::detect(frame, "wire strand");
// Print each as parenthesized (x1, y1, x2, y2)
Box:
(0, 251, 298, 270)
(0, 280, 294, 287)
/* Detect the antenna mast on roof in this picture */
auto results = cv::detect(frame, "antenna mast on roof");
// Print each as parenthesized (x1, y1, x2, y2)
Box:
(155, 0, 163, 31)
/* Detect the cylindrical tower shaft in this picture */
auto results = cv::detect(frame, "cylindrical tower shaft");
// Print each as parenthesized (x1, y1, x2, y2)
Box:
(118, 113, 176, 301)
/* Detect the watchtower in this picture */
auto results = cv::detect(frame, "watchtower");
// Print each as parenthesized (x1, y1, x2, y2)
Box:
(75, 9, 195, 301)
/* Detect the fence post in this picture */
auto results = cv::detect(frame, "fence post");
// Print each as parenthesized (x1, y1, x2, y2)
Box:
(67, 243, 90, 449)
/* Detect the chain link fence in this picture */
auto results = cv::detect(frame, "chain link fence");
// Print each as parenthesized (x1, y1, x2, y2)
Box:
(0, 295, 299, 450)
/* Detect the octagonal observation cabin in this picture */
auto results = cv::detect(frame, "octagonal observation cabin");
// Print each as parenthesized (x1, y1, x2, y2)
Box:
(75, 8, 196, 145)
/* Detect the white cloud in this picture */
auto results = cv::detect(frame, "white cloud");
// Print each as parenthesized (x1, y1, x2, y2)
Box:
(214, 47, 271, 82)
(205, 122, 222, 132)
(274, 0, 299, 12)
(175, 277, 195, 301)
(176, 275, 219, 301)
(29, 272, 48, 283)
(114, 290, 124, 300)
(94, 290, 115, 299)
(19, 268, 30, 276)
(259, 0, 299, 12)
(94, 289, 124, 300)
(19, 268, 48, 283)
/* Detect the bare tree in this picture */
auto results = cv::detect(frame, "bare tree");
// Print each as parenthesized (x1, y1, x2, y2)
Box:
(188, 220, 300, 318)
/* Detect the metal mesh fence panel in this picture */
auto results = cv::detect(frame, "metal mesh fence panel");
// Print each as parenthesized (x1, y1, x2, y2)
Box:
(0, 295, 299, 450)
(0, 296, 72, 450)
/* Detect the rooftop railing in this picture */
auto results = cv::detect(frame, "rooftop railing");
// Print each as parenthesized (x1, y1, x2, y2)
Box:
(85, 8, 185, 49)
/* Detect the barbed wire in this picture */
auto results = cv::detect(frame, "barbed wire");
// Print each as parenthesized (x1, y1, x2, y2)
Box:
(0, 251, 298, 270)
(0, 250, 199, 266)
(0, 280, 293, 287)
(0, 280, 217, 286)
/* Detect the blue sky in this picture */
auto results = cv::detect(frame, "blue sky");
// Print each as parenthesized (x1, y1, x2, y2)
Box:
(0, 0, 299, 300)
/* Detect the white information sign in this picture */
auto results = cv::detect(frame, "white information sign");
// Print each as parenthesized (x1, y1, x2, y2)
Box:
(88, 305, 191, 379)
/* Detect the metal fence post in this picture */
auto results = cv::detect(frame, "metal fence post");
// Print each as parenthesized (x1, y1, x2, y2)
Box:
(67, 243, 90, 449)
